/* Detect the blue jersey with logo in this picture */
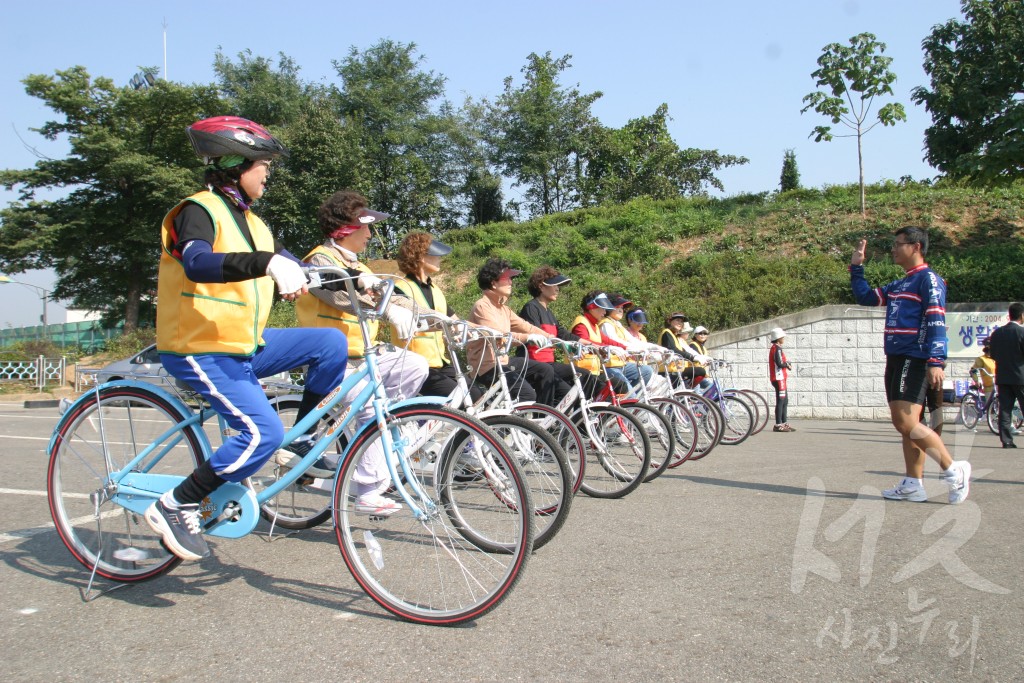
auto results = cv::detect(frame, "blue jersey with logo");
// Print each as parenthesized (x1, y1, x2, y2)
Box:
(850, 263, 947, 366)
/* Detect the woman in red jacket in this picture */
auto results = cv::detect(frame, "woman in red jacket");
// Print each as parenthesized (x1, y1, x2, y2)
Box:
(768, 327, 795, 432)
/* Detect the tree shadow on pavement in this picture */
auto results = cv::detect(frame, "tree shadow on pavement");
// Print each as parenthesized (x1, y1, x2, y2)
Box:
(667, 474, 862, 499)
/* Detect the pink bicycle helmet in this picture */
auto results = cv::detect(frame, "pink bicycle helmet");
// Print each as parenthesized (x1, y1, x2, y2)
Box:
(186, 116, 289, 165)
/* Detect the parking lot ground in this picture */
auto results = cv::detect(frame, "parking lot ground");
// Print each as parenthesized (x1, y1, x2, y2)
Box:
(1, 403, 1021, 682)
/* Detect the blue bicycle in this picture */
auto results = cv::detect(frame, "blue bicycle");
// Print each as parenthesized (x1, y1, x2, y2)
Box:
(45, 268, 534, 625)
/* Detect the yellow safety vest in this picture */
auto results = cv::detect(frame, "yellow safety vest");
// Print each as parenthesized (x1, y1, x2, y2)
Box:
(295, 245, 377, 358)
(392, 277, 449, 368)
(599, 318, 627, 368)
(571, 314, 603, 375)
(658, 327, 689, 372)
(157, 190, 274, 356)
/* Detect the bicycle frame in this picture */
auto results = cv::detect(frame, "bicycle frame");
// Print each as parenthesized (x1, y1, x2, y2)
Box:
(50, 269, 459, 541)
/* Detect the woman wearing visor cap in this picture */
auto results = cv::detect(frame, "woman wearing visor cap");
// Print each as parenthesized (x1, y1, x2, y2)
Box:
(294, 190, 429, 515)
(468, 258, 569, 406)
(658, 313, 711, 388)
(518, 266, 602, 400)
(391, 231, 482, 402)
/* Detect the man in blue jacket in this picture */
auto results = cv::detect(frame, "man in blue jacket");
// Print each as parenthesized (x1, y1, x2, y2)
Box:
(850, 226, 971, 504)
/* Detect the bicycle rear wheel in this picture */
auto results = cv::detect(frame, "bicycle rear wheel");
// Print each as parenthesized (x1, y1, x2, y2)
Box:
(573, 405, 652, 499)
(247, 395, 335, 530)
(483, 414, 572, 550)
(333, 405, 532, 625)
(987, 395, 1024, 434)
(47, 385, 203, 583)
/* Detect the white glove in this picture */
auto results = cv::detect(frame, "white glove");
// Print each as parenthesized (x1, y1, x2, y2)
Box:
(266, 255, 307, 295)
(526, 333, 550, 347)
(386, 306, 417, 340)
(357, 273, 384, 292)
(608, 346, 629, 359)
(695, 353, 712, 365)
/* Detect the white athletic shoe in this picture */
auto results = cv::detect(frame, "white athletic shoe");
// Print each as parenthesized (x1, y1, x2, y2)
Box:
(354, 492, 403, 518)
(943, 460, 972, 505)
(881, 477, 927, 502)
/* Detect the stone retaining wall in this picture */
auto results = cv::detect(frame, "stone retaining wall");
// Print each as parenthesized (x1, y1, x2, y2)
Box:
(704, 303, 1008, 420)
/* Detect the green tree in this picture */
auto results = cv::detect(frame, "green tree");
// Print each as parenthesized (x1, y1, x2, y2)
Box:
(912, 0, 1024, 182)
(333, 40, 467, 250)
(801, 32, 907, 216)
(259, 91, 365, 254)
(213, 49, 308, 127)
(0, 67, 223, 331)
(464, 168, 511, 225)
(584, 103, 748, 203)
(486, 52, 603, 216)
(780, 149, 800, 192)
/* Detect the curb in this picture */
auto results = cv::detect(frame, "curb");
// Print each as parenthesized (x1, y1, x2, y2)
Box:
(23, 399, 60, 409)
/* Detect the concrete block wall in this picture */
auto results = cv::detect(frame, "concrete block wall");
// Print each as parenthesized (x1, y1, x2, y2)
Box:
(703, 303, 1007, 420)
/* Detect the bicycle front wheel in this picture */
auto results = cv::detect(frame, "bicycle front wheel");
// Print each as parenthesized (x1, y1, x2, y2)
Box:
(958, 393, 981, 431)
(511, 403, 586, 495)
(675, 392, 724, 460)
(735, 389, 770, 436)
(333, 405, 532, 625)
(574, 405, 652, 499)
(483, 414, 572, 550)
(619, 401, 676, 483)
(47, 385, 203, 583)
(718, 395, 755, 445)
(649, 397, 699, 467)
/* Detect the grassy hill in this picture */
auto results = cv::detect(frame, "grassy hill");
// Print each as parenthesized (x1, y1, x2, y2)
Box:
(427, 181, 1024, 333)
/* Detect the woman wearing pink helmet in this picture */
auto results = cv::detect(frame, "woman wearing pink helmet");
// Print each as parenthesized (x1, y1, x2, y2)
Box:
(146, 117, 349, 562)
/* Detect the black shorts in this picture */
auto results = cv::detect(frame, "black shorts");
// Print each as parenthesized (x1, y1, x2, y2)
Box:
(884, 355, 930, 405)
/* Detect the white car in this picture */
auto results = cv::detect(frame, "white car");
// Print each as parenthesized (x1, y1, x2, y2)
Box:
(95, 344, 168, 385)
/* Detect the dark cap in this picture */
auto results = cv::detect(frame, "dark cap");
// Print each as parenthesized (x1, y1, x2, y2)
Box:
(627, 309, 649, 324)
(668, 312, 688, 321)
(585, 292, 616, 310)
(608, 294, 632, 308)
(543, 272, 572, 287)
(427, 239, 452, 257)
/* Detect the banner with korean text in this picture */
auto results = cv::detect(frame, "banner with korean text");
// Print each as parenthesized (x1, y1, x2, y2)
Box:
(946, 311, 1008, 359)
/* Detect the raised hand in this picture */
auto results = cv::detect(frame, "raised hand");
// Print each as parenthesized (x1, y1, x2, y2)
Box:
(851, 239, 867, 266)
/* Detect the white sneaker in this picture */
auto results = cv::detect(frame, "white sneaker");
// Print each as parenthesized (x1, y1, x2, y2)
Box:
(354, 492, 403, 518)
(943, 461, 972, 505)
(881, 477, 927, 502)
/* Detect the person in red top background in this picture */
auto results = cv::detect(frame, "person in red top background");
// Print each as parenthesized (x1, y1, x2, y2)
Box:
(518, 266, 603, 400)
(570, 291, 630, 395)
(768, 327, 795, 432)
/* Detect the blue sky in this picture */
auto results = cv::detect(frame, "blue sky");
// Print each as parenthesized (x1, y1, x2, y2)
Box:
(0, 0, 965, 328)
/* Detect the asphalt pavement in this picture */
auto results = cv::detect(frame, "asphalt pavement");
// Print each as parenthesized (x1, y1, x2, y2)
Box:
(1, 402, 1021, 682)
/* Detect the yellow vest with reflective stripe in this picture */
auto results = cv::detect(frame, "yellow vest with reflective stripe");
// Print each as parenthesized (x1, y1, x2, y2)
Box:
(658, 327, 689, 371)
(156, 191, 274, 356)
(295, 246, 377, 358)
(393, 277, 449, 368)
(600, 318, 627, 368)
(571, 314, 602, 374)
